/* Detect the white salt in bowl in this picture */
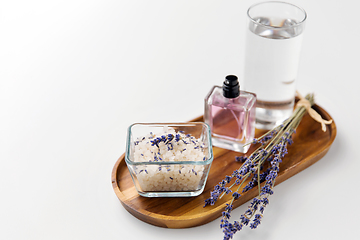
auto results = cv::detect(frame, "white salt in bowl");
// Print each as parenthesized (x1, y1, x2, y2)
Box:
(125, 122, 213, 197)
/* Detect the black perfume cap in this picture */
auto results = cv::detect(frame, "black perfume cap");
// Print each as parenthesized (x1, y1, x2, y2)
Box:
(222, 75, 240, 98)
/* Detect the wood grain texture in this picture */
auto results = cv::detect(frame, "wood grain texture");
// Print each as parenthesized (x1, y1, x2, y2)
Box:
(111, 103, 336, 228)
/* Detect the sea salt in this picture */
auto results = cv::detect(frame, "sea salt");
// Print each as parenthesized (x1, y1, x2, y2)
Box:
(133, 127, 207, 192)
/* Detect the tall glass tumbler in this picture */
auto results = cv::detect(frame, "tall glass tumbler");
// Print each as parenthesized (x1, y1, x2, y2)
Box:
(243, 1, 307, 129)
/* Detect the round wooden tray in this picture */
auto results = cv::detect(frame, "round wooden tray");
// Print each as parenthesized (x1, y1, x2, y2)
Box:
(111, 103, 336, 228)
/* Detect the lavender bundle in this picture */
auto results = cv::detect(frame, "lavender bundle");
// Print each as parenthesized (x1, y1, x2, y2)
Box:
(204, 93, 332, 239)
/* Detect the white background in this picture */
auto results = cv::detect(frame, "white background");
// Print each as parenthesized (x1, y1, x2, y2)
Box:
(1, 0, 359, 239)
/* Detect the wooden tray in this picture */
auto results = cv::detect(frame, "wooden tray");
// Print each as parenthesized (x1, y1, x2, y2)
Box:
(111, 103, 336, 228)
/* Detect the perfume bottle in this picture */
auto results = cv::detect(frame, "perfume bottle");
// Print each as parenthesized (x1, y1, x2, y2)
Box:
(204, 75, 256, 153)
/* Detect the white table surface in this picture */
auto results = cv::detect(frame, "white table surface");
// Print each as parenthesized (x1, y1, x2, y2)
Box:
(1, 0, 359, 239)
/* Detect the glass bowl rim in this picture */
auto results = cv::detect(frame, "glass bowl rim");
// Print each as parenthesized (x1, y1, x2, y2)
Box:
(125, 122, 213, 166)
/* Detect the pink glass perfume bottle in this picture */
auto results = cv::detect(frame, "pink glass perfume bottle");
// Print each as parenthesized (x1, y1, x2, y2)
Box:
(204, 75, 256, 153)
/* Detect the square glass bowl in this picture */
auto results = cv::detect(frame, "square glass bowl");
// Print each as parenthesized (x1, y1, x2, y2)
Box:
(125, 122, 213, 197)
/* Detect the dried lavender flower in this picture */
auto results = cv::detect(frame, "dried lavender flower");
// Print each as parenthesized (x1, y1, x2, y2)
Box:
(204, 93, 323, 239)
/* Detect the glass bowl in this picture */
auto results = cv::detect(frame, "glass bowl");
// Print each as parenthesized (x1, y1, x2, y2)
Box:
(125, 122, 213, 197)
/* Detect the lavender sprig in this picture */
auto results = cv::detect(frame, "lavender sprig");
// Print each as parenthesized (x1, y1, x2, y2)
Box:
(204, 94, 315, 240)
